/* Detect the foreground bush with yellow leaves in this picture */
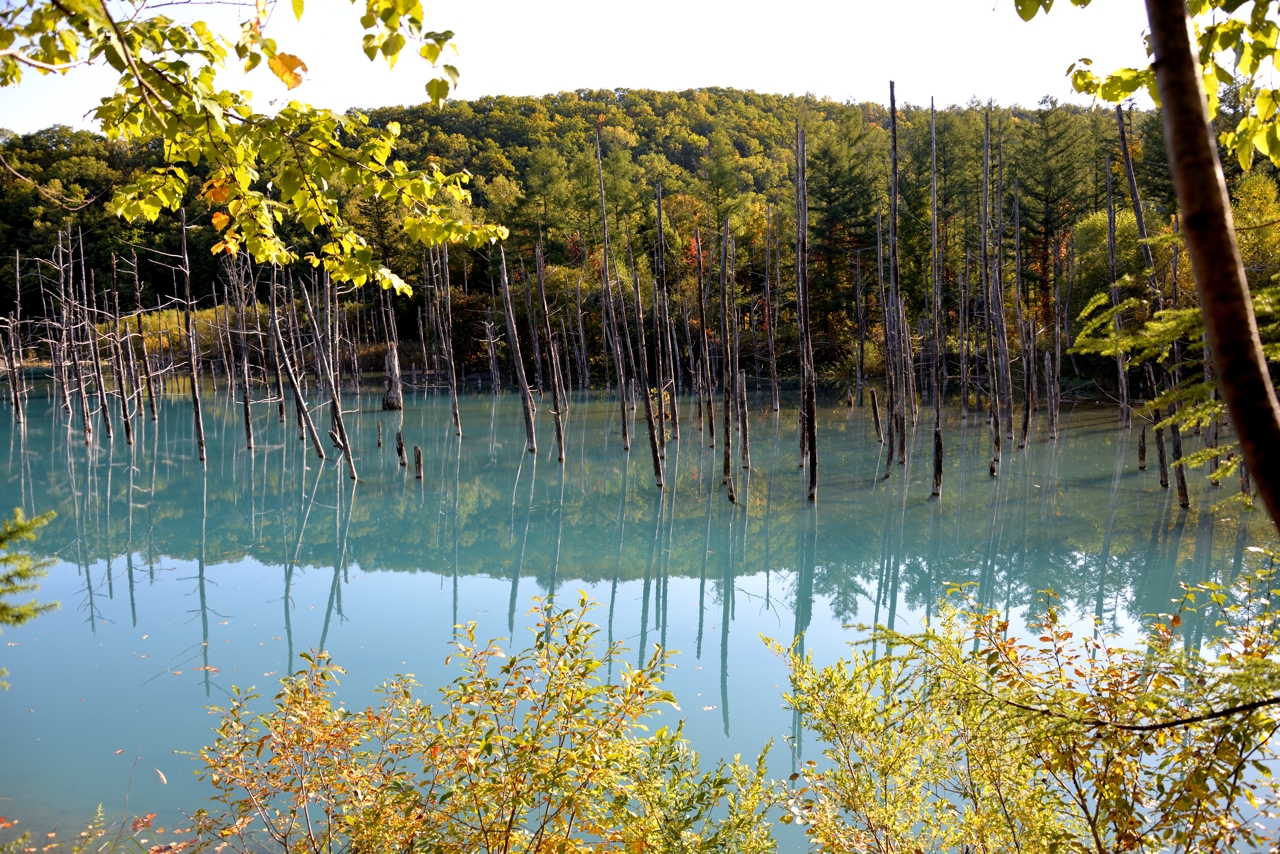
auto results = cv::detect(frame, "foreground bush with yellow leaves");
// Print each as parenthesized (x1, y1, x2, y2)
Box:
(193, 596, 774, 854)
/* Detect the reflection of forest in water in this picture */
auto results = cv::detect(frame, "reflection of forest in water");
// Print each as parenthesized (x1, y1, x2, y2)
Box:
(2, 387, 1270, 646)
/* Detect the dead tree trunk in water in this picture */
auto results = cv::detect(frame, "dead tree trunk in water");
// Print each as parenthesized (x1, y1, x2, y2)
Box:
(440, 245, 462, 437)
(230, 258, 255, 451)
(536, 243, 566, 463)
(889, 86, 906, 467)
(960, 253, 970, 418)
(993, 141, 1014, 439)
(383, 339, 404, 411)
(796, 124, 818, 501)
(1106, 161, 1132, 428)
(381, 284, 404, 410)
(130, 250, 158, 422)
(521, 258, 544, 395)
(499, 248, 537, 454)
(870, 386, 884, 443)
(656, 185, 681, 440)
(595, 127, 630, 452)
(696, 228, 716, 448)
(877, 210, 895, 454)
(269, 267, 286, 422)
(855, 249, 867, 407)
(109, 257, 132, 445)
(180, 209, 206, 462)
(981, 115, 1000, 473)
(627, 235, 664, 489)
(272, 312, 325, 460)
(719, 221, 737, 502)
(930, 98, 943, 497)
(301, 279, 356, 479)
(575, 273, 589, 389)
(764, 204, 781, 411)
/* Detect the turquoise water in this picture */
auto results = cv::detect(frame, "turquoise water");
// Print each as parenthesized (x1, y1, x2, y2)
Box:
(0, 386, 1268, 837)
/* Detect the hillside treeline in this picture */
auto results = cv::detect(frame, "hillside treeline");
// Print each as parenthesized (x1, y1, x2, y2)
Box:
(2, 86, 1279, 387)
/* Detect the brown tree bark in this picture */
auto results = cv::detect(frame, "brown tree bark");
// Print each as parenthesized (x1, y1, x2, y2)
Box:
(1146, 0, 1280, 528)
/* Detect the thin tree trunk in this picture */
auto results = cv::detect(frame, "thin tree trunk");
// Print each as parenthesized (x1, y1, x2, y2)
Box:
(180, 209, 206, 462)
(931, 100, 944, 495)
(656, 185, 681, 438)
(961, 252, 970, 417)
(537, 243, 566, 463)
(87, 272, 113, 440)
(626, 237, 664, 488)
(993, 141, 1014, 438)
(301, 279, 355, 478)
(596, 129, 630, 450)
(231, 260, 255, 450)
(720, 221, 737, 500)
(982, 115, 1001, 471)
(855, 249, 866, 407)
(575, 273, 590, 389)
(765, 204, 780, 411)
(889, 88, 907, 466)
(273, 313, 325, 459)
(269, 267, 286, 421)
(1106, 161, 1132, 427)
(521, 258, 544, 394)
(500, 248, 537, 454)
(108, 258, 133, 445)
(797, 124, 818, 501)
(440, 246, 462, 437)
(871, 385, 884, 442)
(695, 228, 716, 448)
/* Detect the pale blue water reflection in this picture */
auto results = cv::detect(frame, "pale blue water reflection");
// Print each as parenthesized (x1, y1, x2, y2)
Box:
(0, 387, 1268, 836)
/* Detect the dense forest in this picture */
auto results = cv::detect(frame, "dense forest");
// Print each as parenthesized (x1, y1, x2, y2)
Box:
(2, 85, 1278, 394)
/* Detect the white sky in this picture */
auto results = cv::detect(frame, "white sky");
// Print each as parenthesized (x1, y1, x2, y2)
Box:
(0, 0, 1153, 135)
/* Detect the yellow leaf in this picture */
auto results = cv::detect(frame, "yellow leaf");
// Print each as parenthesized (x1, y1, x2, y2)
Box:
(211, 212, 230, 231)
(268, 53, 308, 90)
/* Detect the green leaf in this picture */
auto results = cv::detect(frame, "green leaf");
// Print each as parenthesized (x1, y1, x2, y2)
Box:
(1014, 0, 1052, 21)
(425, 77, 449, 106)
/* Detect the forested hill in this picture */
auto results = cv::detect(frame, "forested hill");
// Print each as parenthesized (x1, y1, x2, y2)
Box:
(363, 87, 1174, 317)
(6, 86, 1280, 381)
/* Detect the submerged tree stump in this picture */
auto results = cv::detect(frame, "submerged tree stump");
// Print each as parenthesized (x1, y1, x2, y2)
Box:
(383, 341, 404, 411)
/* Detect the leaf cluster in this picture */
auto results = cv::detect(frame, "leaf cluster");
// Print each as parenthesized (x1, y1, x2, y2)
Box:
(1, 0, 505, 293)
(194, 596, 774, 854)
(777, 568, 1280, 854)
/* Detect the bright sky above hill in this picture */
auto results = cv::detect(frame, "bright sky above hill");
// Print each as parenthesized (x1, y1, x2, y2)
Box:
(0, 0, 1152, 135)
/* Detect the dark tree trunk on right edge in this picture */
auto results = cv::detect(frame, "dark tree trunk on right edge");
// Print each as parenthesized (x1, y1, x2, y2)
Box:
(1146, 0, 1280, 529)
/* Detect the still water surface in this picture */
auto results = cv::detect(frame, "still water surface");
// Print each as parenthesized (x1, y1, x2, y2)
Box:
(0, 387, 1269, 835)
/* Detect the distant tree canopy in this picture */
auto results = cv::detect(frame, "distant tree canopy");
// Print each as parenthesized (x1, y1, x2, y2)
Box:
(5, 87, 1227, 374)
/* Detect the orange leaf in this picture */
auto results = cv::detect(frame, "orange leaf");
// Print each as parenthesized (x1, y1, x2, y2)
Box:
(268, 53, 307, 90)
(211, 212, 230, 231)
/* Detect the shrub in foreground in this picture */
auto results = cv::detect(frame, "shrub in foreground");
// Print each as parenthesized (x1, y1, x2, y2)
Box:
(194, 597, 775, 854)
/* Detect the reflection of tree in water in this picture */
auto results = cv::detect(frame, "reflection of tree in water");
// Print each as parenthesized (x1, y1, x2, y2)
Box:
(11, 392, 1271, 661)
